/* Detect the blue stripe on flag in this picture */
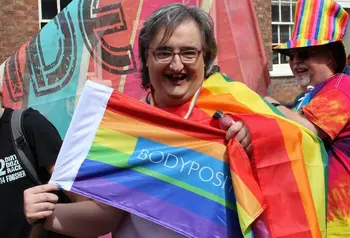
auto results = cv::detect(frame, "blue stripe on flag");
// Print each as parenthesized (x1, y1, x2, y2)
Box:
(127, 137, 235, 204)
(75, 158, 240, 229)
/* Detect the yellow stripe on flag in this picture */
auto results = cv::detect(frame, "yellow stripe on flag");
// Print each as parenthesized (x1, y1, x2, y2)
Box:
(101, 110, 227, 161)
(301, 131, 327, 237)
(94, 126, 138, 155)
(231, 171, 265, 230)
(277, 119, 322, 238)
(202, 74, 276, 116)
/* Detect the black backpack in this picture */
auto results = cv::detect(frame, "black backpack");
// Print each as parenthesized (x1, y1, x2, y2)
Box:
(10, 109, 72, 238)
(10, 109, 42, 184)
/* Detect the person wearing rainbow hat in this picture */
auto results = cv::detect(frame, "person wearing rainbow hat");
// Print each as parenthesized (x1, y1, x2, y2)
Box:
(266, 0, 350, 236)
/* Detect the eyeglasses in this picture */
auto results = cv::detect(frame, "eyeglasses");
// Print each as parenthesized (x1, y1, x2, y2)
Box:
(151, 48, 202, 64)
(287, 50, 318, 62)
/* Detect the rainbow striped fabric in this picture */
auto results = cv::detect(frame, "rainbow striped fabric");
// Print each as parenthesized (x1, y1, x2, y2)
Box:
(50, 73, 327, 238)
(274, 0, 348, 50)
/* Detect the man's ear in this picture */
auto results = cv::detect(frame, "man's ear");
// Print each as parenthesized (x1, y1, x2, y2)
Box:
(326, 56, 337, 72)
(324, 48, 337, 70)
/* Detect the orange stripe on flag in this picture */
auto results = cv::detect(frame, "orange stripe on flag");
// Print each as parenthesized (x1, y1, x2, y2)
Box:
(101, 109, 227, 161)
(107, 91, 226, 144)
(229, 140, 265, 221)
(235, 114, 315, 237)
(277, 119, 321, 238)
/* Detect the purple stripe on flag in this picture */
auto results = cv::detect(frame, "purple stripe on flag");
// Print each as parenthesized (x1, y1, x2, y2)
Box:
(71, 177, 238, 238)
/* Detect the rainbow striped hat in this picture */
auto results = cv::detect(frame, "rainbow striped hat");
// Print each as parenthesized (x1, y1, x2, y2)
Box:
(274, 0, 348, 70)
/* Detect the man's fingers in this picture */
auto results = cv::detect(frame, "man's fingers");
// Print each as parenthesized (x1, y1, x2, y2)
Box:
(234, 127, 248, 143)
(226, 121, 243, 141)
(245, 143, 253, 157)
(240, 133, 251, 148)
(38, 202, 56, 212)
(225, 122, 253, 158)
(27, 202, 56, 214)
(34, 193, 59, 204)
(27, 211, 54, 224)
(24, 198, 57, 225)
(24, 184, 59, 196)
(23, 184, 61, 225)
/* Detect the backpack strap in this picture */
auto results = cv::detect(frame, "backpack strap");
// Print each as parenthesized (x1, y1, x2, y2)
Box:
(10, 109, 42, 185)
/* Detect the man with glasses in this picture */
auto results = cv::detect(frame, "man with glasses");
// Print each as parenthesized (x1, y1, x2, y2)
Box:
(22, 3, 252, 237)
(151, 47, 202, 64)
(265, 0, 350, 236)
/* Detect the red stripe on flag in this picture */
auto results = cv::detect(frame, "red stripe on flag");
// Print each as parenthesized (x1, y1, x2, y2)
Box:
(228, 139, 265, 217)
(235, 114, 313, 238)
(106, 91, 226, 144)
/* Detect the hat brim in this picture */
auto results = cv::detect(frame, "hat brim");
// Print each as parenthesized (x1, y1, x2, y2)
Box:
(273, 39, 340, 53)
(273, 40, 346, 73)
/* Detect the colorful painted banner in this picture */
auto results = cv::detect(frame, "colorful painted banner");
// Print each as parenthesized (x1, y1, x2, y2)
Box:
(0, 0, 269, 139)
(50, 73, 327, 238)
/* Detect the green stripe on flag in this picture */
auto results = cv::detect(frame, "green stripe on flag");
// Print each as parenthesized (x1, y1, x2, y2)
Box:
(87, 143, 236, 211)
(88, 143, 131, 168)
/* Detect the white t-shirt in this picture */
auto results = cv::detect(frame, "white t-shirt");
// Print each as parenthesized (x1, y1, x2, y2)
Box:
(113, 213, 186, 238)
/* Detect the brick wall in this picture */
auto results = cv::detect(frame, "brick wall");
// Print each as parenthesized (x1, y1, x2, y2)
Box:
(251, 1, 301, 103)
(253, 0, 272, 70)
(252, 0, 303, 103)
(268, 76, 303, 105)
(0, 0, 39, 63)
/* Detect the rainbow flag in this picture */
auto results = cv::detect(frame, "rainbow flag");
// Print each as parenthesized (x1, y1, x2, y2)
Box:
(50, 73, 327, 238)
(0, 0, 269, 140)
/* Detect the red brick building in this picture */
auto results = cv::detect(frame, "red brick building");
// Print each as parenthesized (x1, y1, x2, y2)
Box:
(0, 0, 70, 63)
(0, 0, 39, 63)
(0, 0, 349, 103)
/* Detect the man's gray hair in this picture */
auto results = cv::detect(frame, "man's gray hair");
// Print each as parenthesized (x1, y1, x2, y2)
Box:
(138, 3, 219, 90)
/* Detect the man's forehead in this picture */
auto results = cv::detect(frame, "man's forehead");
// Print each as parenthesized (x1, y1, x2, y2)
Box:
(289, 47, 310, 53)
(289, 46, 328, 53)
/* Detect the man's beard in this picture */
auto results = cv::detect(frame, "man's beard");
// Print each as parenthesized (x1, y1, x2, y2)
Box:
(295, 75, 310, 87)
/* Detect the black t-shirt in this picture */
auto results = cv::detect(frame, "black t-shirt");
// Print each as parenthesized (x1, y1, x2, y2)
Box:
(0, 108, 63, 238)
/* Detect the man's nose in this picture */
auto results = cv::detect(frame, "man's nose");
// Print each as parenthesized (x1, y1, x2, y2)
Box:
(169, 54, 184, 72)
(289, 54, 303, 64)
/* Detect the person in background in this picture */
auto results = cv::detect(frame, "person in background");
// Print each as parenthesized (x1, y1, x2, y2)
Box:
(0, 90, 71, 238)
(265, 0, 350, 236)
